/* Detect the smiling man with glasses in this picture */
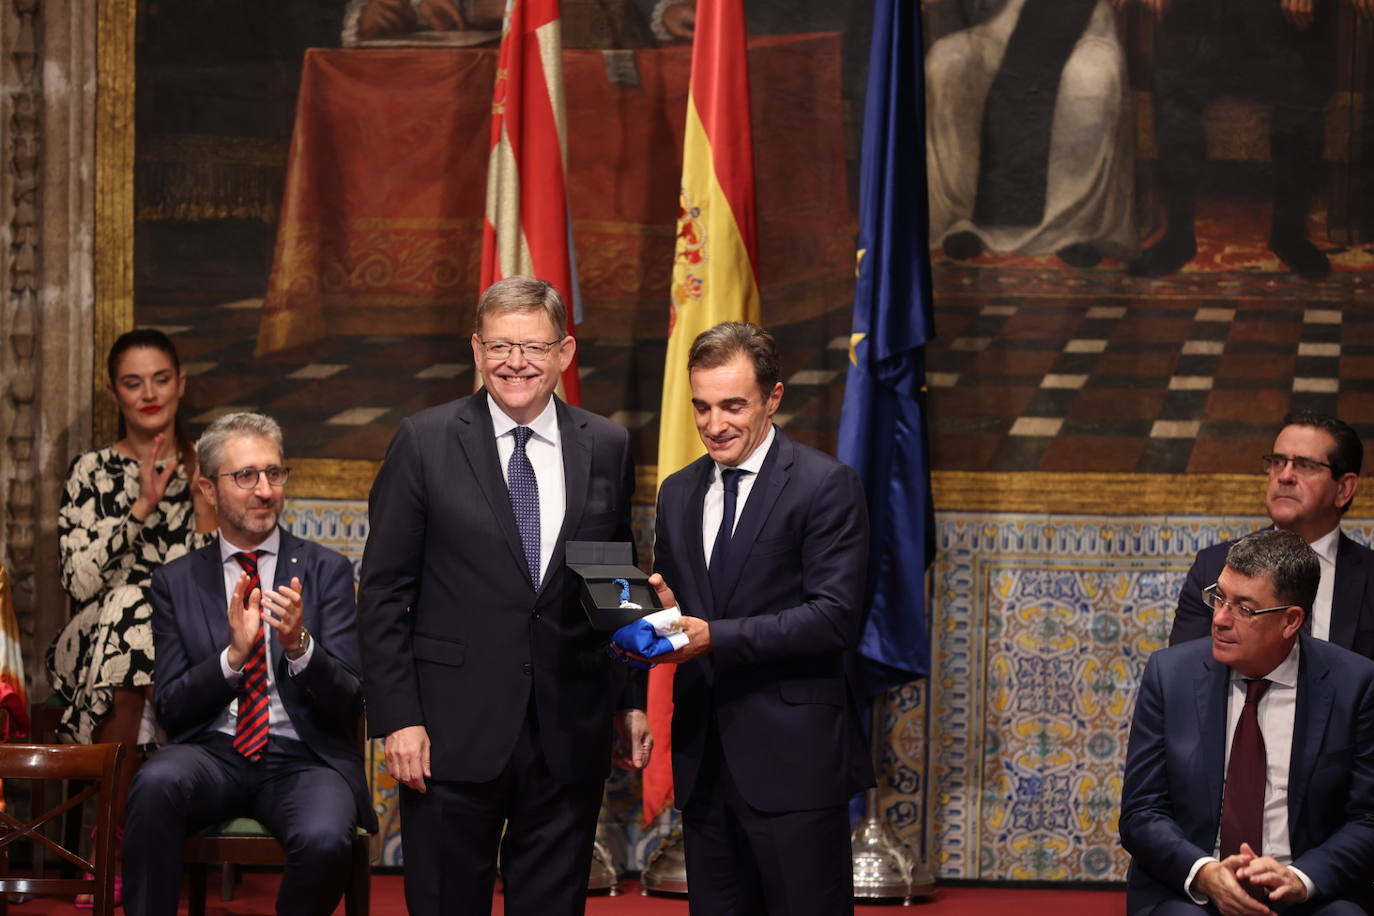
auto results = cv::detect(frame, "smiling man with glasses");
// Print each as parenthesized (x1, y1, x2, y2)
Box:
(358, 276, 649, 916)
(1171, 411, 1374, 660)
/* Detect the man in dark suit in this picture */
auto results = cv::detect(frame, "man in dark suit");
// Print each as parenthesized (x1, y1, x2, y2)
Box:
(123, 412, 373, 916)
(1121, 529, 1374, 915)
(1127, 0, 1342, 280)
(357, 276, 649, 916)
(1170, 412, 1374, 659)
(648, 322, 873, 916)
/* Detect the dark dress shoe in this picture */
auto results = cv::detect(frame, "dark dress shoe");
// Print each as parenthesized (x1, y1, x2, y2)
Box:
(1127, 234, 1196, 277)
(1269, 235, 1331, 281)
(943, 231, 984, 261)
(1056, 243, 1101, 268)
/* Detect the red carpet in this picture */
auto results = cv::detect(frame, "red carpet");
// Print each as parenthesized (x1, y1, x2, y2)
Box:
(11, 873, 1125, 915)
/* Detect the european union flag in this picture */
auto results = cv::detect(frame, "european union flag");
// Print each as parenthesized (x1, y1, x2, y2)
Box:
(838, 0, 935, 695)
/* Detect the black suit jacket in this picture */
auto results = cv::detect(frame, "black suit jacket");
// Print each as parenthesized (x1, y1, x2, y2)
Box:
(357, 391, 640, 785)
(1120, 634, 1374, 914)
(653, 429, 875, 813)
(149, 528, 376, 830)
(1170, 531, 1374, 659)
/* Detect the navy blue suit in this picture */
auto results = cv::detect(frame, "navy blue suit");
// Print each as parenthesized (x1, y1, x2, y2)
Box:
(124, 528, 372, 916)
(1170, 533, 1374, 660)
(653, 429, 873, 915)
(1120, 634, 1374, 914)
(358, 391, 640, 915)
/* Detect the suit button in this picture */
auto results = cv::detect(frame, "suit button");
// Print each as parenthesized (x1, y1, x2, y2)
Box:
(532, 610, 541, 620)
(522, 663, 532, 675)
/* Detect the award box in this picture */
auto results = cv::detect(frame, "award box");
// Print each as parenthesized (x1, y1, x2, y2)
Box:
(565, 541, 662, 630)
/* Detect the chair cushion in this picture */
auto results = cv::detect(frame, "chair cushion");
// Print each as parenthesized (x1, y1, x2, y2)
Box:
(196, 818, 272, 837)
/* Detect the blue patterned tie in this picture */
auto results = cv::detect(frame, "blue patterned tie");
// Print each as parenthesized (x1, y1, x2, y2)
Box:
(709, 468, 745, 601)
(509, 426, 541, 590)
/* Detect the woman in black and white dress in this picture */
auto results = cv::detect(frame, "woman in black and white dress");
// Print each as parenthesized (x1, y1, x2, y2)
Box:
(46, 329, 216, 838)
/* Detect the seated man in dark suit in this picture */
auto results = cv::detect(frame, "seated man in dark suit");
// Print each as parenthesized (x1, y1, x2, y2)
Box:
(1171, 411, 1374, 659)
(647, 322, 873, 916)
(123, 412, 375, 916)
(1122, 529, 1374, 915)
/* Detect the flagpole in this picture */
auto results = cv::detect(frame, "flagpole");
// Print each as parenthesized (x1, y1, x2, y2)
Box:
(851, 690, 935, 904)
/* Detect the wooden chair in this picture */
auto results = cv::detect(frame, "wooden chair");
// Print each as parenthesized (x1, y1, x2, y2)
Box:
(0, 743, 125, 916)
(182, 817, 373, 916)
(23, 697, 87, 878)
(182, 715, 374, 916)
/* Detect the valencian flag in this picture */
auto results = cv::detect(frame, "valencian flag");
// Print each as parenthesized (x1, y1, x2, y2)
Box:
(837, 0, 935, 694)
(481, 0, 582, 403)
(645, 0, 760, 824)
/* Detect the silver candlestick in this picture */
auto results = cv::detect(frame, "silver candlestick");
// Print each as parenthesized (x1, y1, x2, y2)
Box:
(641, 821, 689, 896)
(852, 691, 935, 904)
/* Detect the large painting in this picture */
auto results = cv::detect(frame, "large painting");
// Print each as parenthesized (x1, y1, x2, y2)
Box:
(100, 0, 1374, 504)
(117, 0, 864, 487)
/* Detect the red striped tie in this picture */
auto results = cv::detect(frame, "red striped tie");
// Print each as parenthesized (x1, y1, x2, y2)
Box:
(232, 550, 270, 760)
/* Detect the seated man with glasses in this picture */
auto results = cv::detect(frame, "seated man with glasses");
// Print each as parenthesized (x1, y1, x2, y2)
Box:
(123, 411, 375, 916)
(1122, 529, 1374, 915)
(1171, 411, 1374, 660)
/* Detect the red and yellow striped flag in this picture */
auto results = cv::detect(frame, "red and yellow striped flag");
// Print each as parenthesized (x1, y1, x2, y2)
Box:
(645, 0, 760, 824)
(481, 0, 581, 403)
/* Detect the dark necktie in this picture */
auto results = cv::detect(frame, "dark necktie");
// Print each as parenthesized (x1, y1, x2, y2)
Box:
(509, 426, 541, 590)
(231, 550, 270, 761)
(708, 468, 745, 600)
(1219, 677, 1271, 857)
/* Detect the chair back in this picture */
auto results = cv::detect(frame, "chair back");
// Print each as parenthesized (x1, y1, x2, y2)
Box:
(0, 743, 125, 916)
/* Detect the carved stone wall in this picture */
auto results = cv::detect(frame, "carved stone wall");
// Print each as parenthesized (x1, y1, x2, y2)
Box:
(0, 0, 98, 697)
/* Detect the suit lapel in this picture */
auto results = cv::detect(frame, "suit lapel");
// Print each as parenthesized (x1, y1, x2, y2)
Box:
(1195, 654, 1230, 831)
(269, 528, 302, 669)
(713, 433, 789, 613)
(1329, 533, 1364, 650)
(1289, 636, 1332, 836)
(684, 457, 714, 617)
(454, 391, 531, 588)
(195, 541, 232, 657)
(549, 398, 589, 597)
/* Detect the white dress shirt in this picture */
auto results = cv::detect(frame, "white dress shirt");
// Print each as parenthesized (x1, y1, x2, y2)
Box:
(1185, 641, 1315, 903)
(213, 528, 312, 743)
(1308, 527, 1340, 643)
(489, 395, 566, 586)
(701, 425, 776, 567)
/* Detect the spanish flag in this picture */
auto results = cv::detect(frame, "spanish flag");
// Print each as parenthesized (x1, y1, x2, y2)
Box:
(481, 0, 582, 403)
(645, 0, 759, 824)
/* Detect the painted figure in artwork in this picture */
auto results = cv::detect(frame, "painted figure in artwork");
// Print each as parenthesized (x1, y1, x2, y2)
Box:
(1129, 0, 1373, 280)
(924, 0, 1138, 268)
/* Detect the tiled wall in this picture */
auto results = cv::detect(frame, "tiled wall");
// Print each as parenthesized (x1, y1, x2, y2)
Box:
(286, 499, 1365, 877)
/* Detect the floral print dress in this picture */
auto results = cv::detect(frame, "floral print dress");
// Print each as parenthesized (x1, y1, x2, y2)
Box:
(45, 447, 208, 744)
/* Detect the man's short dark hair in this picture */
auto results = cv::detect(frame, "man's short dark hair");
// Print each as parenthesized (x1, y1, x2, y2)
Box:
(687, 322, 781, 396)
(1282, 410, 1363, 478)
(1225, 529, 1320, 617)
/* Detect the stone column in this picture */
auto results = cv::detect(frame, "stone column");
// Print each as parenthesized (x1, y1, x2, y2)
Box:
(0, 0, 99, 696)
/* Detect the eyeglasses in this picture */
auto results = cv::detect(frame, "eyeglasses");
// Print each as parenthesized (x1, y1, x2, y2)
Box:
(478, 339, 564, 361)
(216, 465, 290, 490)
(1261, 453, 1334, 477)
(1202, 583, 1290, 620)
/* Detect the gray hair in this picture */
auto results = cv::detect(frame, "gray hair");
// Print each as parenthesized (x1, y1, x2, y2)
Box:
(196, 412, 284, 476)
(473, 276, 568, 337)
(1225, 529, 1320, 617)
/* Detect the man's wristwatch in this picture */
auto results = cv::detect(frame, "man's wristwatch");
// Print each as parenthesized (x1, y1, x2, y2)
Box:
(287, 628, 311, 660)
